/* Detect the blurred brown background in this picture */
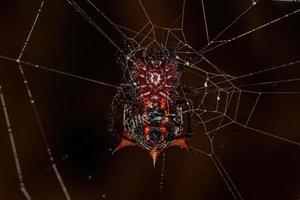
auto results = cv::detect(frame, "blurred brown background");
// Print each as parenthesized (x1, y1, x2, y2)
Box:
(0, 0, 300, 199)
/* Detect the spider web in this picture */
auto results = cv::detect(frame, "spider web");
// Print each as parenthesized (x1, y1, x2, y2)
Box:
(0, 0, 300, 199)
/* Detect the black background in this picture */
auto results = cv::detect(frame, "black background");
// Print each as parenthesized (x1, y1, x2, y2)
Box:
(0, 0, 300, 199)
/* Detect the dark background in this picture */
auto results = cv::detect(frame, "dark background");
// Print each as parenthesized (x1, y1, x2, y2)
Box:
(0, 0, 300, 199)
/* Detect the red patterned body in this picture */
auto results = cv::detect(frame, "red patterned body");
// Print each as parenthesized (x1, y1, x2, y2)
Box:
(133, 61, 178, 102)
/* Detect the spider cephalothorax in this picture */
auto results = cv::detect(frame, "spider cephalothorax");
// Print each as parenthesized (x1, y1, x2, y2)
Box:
(111, 45, 193, 165)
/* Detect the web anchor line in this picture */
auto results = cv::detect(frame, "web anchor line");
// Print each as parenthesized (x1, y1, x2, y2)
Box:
(66, 0, 124, 54)
(201, 2, 255, 52)
(0, 55, 120, 89)
(15, 0, 72, 199)
(203, 7, 300, 53)
(0, 86, 32, 200)
(201, 0, 210, 44)
(160, 152, 166, 196)
(210, 152, 244, 200)
(194, 60, 300, 93)
(214, 104, 300, 145)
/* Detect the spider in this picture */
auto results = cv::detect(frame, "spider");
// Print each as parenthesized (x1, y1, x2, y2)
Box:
(110, 41, 197, 165)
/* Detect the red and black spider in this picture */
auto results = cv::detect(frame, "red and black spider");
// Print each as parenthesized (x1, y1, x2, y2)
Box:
(110, 41, 196, 165)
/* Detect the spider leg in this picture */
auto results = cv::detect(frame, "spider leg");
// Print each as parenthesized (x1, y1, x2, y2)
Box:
(108, 88, 123, 134)
(174, 97, 194, 138)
